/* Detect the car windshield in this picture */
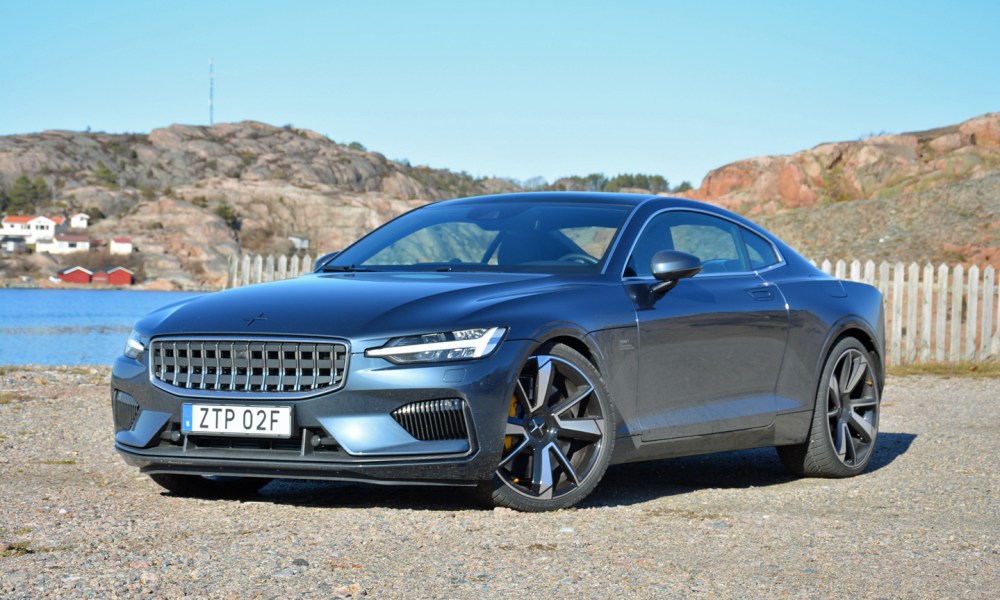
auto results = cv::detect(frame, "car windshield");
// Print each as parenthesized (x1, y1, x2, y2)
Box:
(326, 201, 633, 274)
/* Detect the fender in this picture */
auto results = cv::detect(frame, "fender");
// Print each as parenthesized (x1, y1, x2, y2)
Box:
(814, 314, 886, 392)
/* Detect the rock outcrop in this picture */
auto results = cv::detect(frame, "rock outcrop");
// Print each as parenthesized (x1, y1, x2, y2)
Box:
(678, 112, 1000, 266)
(2, 113, 998, 289)
(0, 122, 518, 288)
(682, 112, 1000, 216)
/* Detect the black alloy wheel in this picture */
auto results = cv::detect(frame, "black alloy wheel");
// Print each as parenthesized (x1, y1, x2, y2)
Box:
(479, 344, 615, 511)
(778, 337, 881, 477)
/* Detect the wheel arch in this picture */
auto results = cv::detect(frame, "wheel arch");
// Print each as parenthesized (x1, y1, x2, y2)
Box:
(523, 323, 606, 373)
(817, 318, 885, 394)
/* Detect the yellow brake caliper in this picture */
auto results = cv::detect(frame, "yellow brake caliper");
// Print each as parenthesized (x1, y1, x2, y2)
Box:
(504, 393, 518, 452)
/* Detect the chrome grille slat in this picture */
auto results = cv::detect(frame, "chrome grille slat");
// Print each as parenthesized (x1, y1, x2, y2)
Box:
(151, 337, 348, 397)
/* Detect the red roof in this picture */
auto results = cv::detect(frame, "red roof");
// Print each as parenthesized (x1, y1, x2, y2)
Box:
(112, 237, 132, 244)
(106, 266, 135, 275)
(2, 215, 65, 225)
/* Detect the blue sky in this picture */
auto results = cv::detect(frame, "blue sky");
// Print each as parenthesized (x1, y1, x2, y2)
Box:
(1, 1, 997, 187)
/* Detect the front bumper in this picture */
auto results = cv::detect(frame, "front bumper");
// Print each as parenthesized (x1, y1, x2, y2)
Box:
(111, 339, 533, 484)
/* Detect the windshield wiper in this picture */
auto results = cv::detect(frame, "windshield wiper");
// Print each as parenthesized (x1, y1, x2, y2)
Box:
(320, 264, 374, 272)
(434, 265, 491, 272)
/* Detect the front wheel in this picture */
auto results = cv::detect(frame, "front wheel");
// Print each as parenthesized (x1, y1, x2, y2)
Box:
(148, 473, 271, 498)
(478, 344, 615, 511)
(778, 337, 881, 477)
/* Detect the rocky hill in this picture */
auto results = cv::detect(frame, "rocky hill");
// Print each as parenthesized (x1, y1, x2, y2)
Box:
(681, 112, 1000, 266)
(0, 122, 517, 288)
(1, 113, 998, 289)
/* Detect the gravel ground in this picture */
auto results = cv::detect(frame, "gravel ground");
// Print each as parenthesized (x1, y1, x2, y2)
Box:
(0, 367, 996, 598)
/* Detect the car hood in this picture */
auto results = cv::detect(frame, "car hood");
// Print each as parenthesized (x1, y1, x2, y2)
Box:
(136, 272, 616, 346)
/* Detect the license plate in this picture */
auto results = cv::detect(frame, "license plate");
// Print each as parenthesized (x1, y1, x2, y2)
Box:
(182, 404, 293, 438)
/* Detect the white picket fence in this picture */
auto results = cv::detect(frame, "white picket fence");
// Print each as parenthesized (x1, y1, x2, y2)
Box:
(816, 259, 998, 366)
(227, 253, 1000, 365)
(226, 253, 315, 289)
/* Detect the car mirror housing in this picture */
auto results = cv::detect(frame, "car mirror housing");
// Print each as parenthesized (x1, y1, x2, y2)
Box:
(650, 250, 702, 294)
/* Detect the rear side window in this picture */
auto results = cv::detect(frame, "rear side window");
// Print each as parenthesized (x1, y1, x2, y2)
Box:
(741, 228, 780, 270)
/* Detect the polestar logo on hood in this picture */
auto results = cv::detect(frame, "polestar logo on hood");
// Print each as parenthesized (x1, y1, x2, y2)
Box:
(243, 312, 267, 326)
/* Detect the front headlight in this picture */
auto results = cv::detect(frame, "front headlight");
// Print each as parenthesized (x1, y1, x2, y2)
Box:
(124, 330, 146, 359)
(365, 327, 506, 364)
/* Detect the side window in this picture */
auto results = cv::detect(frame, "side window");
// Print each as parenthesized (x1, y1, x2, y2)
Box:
(627, 210, 780, 277)
(740, 227, 780, 270)
(670, 219, 741, 272)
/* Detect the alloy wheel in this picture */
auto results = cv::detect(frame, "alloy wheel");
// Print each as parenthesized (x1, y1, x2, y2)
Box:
(825, 348, 879, 467)
(497, 354, 608, 500)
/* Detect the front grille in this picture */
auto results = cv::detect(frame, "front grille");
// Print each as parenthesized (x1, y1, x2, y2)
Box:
(113, 391, 139, 432)
(392, 399, 469, 441)
(150, 337, 348, 397)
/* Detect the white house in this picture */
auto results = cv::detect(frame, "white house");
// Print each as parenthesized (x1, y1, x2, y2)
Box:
(70, 213, 90, 229)
(1, 215, 68, 244)
(36, 234, 91, 255)
(289, 235, 310, 250)
(109, 237, 133, 255)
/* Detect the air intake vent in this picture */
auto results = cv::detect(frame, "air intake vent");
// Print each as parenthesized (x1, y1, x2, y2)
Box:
(113, 391, 139, 432)
(391, 399, 468, 441)
(150, 337, 348, 398)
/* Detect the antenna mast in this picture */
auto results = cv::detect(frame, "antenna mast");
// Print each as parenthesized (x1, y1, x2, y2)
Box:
(209, 58, 214, 126)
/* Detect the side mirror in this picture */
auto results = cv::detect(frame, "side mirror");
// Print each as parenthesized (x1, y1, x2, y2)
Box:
(313, 251, 340, 272)
(650, 250, 701, 294)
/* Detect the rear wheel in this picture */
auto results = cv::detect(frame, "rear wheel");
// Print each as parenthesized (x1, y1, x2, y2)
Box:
(148, 473, 271, 498)
(778, 337, 880, 477)
(478, 344, 615, 511)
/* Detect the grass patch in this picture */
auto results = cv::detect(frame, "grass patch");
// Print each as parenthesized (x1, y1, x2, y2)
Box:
(0, 541, 68, 558)
(41, 460, 76, 465)
(1, 541, 34, 557)
(889, 361, 1000, 378)
(0, 391, 26, 404)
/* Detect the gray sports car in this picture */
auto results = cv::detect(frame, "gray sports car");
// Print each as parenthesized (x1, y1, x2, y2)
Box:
(112, 192, 884, 511)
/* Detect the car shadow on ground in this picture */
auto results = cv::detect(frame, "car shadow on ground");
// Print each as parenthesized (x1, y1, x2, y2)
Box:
(584, 431, 917, 508)
(237, 432, 916, 511)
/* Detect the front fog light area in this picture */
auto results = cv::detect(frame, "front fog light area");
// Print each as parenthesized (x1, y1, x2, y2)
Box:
(366, 327, 506, 364)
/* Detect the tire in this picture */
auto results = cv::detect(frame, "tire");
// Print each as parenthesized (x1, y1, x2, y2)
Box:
(778, 337, 881, 477)
(148, 473, 271, 498)
(477, 344, 615, 511)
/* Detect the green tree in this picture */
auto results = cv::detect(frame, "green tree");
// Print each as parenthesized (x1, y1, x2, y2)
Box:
(347, 141, 367, 151)
(605, 173, 669, 193)
(214, 201, 240, 230)
(5, 175, 45, 214)
(672, 181, 693, 193)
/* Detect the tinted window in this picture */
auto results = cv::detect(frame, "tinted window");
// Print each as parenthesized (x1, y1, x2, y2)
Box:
(626, 211, 780, 276)
(368, 223, 499, 265)
(330, 202, 632, 274)
(741, 227, 780, 270)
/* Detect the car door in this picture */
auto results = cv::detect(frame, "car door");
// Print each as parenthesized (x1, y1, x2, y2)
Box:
(623, 210, 789, 441)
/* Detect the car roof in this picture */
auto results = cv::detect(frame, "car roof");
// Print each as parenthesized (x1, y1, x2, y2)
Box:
(438, 191, 660, 207)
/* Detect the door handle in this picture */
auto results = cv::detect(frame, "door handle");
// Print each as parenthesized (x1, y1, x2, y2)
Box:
(746, 287, 774, 301)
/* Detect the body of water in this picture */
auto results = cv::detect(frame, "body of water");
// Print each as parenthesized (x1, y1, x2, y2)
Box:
(0, 289, 203, 365)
